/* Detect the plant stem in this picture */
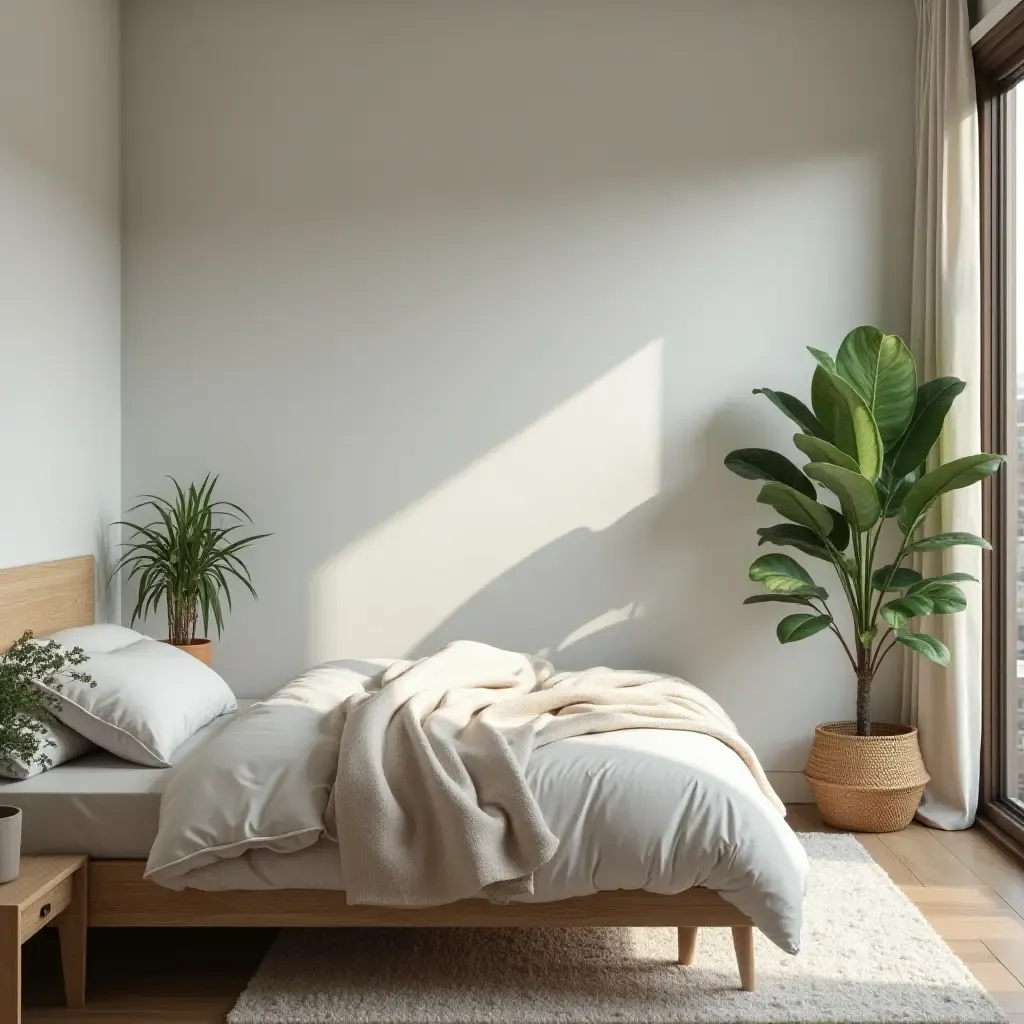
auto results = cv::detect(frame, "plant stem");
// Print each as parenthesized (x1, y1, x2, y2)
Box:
(870, 628, 894, 673)
(823, 537, 860, 629)
(851, 529, 869, 633)
(829, 624, 858, 670)
(868, 511, 926, 626)
(814, 598, 858, 670)
(872, 637, 899, 673)
(855, 642, 872, 737)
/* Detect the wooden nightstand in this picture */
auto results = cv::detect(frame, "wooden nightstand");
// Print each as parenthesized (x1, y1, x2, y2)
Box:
(0, 855, 87, 1024)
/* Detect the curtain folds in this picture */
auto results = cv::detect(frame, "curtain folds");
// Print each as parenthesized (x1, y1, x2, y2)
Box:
(903, 0, 982, 830)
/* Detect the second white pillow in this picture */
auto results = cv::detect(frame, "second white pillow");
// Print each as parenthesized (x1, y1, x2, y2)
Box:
(0, 719, 94, 780)
(41, 626, 237, 767)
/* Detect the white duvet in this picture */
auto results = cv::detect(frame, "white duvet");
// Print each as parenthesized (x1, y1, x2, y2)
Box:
(145, 659, 809, 953)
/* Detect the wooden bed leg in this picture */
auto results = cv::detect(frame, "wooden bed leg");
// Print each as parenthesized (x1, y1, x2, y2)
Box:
(677, 926, 698, 965)
(731, 925, 755, 992)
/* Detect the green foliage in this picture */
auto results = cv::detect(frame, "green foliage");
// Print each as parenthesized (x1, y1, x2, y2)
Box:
(834, 327, 917, 445)
(870, 565, 922, 592)
(777, 613, 833, 643)
(743, 593, 819, 607)
(725, 326, 1004, 736)
(752, 388, 823, 436)
(112, 474, 271, 646)
(810, 356, 886, 482)
(894, 631, 950, 666)
(792, 434, 860, 473)
(803, 462, 881, 530)
(897, 455, 1006, 533)
(756, 482, 834, 535)
(888, 378, 966, 479)
(756, 524, 832, 561)
(905, 531, 991, 553)
(0, 632, 93, 775)
(723, 449, 815, 498)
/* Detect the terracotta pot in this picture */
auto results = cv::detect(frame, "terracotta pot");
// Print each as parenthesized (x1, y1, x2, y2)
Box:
(0, 806, 22, 884)
(163, 638, 213, 667)
(803, 721, 929, 833)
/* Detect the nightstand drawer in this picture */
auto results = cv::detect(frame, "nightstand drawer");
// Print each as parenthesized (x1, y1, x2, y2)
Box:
(18, 875, 72, 942)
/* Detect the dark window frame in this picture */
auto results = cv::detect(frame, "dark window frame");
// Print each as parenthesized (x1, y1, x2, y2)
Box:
(976, 6, 1024, 857)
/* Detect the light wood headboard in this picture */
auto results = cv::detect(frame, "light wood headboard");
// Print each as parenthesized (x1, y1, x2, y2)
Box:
(0, 556, 95, 651)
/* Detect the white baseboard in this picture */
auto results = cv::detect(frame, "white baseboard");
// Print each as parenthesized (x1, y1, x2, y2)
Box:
(767, 770, 813, 803)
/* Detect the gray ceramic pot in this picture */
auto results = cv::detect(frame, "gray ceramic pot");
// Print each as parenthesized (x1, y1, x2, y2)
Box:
(0, 806, 22, 883)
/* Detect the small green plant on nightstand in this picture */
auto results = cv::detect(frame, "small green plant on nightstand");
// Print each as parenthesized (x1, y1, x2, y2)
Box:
(0, 633, 93, 774)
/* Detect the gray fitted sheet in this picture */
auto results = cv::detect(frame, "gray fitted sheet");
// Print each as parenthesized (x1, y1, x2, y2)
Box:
(0, 707, 244, 858)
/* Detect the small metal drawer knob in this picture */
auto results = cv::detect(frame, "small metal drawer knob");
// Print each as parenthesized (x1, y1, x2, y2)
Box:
(39, 903, 51, 919)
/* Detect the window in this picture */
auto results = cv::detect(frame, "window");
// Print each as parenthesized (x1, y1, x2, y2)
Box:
(1011, 84, 1024, 807)
(977, 8, 1024, 849)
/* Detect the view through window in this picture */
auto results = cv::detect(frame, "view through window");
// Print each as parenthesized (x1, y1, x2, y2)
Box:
(975, 0, 1024, 844)
(1013, 84, 1024, 804)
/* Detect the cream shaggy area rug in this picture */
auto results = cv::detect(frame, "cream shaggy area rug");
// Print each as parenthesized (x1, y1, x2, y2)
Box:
(228, 834, 1004, 1023)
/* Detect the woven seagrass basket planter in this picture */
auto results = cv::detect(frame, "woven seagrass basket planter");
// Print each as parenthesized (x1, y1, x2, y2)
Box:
(803, 721, 929, 833)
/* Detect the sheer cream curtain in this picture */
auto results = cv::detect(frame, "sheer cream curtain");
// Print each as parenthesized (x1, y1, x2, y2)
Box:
(902, 0, 982, 830)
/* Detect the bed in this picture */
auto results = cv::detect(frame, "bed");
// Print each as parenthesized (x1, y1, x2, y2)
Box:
(0, 555, 810, 992)
(0, 713, 238, 858)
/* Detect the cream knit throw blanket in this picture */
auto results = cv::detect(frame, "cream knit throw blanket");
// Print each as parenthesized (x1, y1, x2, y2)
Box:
(331, 641, 783, 907)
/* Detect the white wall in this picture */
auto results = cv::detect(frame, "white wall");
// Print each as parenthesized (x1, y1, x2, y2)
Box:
(0, 0, 121, 618)
(122, 0, 916, 791)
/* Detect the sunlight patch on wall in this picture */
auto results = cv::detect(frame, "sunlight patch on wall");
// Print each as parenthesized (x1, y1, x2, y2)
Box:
(310, 340, 663, 661)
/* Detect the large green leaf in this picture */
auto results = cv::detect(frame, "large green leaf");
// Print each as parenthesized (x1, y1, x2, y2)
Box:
(776, 613, 832, 644)
(871, 565, 922, 592)
(928, 589, 968, 615)
(905, 531, 991, 553)
(810, 366, 884, 482)
(752, 388, 824, 437)
(756, 510, 852, 559)
(743, 593, 819, 608)
(803, 462, 881, 530)
(895, 631, 950, 666)
(724, 448, 816, 498)
(906, 581, 968, 614)
(792, 433, 860, 473)
(749, 553, 814, 593)
(888, 377, 967, 479)
(756, 524, 831, 561)
(897, 454, 1005, 532)
(757, 482, 834, 537)
(811, 368, 848, 451)
(834, 327, 917, 446)
(880, 594, 934, 628)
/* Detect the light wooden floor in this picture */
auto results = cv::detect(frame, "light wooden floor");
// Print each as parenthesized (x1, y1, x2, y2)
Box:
(19, 806, 1024, 1022)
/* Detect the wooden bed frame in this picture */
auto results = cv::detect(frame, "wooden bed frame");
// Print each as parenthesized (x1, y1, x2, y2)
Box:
(0, 556, 758, 991)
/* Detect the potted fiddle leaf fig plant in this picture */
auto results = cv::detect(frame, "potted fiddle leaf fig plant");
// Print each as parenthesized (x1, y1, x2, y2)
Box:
(725, 327, 1003, 832)
(112, 475, 270, 666)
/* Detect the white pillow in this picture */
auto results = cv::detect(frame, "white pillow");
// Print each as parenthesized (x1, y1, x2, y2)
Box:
(44, 623, 150, 655)
(0, 719, 94, 780)
(39, 625, 237, 767)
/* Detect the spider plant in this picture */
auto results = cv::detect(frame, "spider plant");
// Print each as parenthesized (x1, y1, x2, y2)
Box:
(112, 475, 270, 646)
(725, 327, 1004, 736)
